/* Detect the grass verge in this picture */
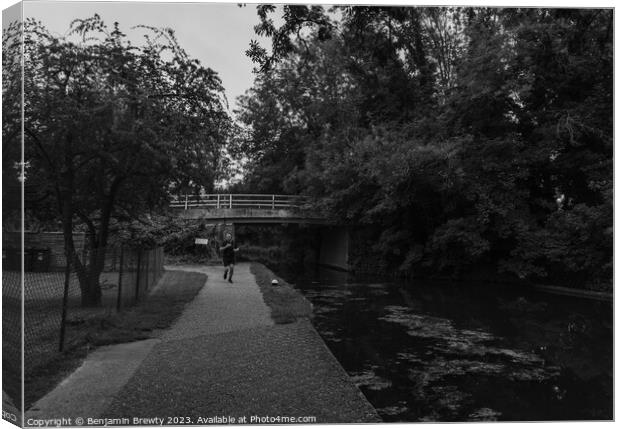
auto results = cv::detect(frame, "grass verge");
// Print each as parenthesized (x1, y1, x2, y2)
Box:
(250, 262, 313, 324)
(24, 270, 206, 409)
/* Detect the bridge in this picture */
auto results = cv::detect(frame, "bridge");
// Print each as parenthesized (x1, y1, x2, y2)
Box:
(170, 194, 349, 271)
(169, 194, 330, 224)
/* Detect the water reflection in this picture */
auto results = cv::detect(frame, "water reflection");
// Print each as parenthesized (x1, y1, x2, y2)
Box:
(293, 266, 612, 422)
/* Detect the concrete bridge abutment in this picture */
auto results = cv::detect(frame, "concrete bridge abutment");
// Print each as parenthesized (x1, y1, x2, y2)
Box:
(318, 226, 349, 271)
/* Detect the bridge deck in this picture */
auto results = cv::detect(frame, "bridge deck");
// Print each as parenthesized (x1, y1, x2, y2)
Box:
(170, 194, 304, 210)
(171, 194, 330, 224)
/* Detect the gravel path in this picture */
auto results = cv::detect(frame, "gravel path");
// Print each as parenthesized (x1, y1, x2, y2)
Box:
(27, 339, 159, 421)
(105, 262, 379, 423)
(25, 263, 380, 424)
(160, 264, 273, 339)
(104, 320, 379, 423)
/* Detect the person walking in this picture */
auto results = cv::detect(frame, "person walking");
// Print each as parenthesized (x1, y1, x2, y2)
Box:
(220, 232, 239, 283)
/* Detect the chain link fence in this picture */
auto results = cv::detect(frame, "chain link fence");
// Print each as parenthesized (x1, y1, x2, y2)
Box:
(2, 268, 22, 414)
(4, 245, 165, 375)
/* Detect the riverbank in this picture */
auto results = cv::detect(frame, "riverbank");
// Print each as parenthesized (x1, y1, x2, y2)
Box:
(27, 263, 380, 424)
(250, 262, 313, 323)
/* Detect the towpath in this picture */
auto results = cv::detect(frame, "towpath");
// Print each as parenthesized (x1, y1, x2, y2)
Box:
(27, 263, 379, 425)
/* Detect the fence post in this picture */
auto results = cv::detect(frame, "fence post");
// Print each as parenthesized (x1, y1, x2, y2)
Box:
(58, 257, 71, 352)
(217, 194, 220, 209)
(135, 249, 142, 303)
(145, 248, 150, 291)
(184, 194, 188, 210)
(229, 194, 232, 209)
(272, 195, 275, 209)
(116, 247, 124, 312)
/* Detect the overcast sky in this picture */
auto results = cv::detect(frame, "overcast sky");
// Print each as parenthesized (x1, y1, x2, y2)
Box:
(10, 0, 611, 110)
(21, 1, 275, 111)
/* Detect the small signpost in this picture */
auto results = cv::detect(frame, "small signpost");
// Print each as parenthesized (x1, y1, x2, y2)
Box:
(195, 238, 209, 245)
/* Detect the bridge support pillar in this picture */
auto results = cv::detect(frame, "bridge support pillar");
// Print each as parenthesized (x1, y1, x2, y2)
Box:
(318, 226, 349, 271)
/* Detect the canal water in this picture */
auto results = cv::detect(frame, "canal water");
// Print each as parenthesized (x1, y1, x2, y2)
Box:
(287, 266, 612, 422)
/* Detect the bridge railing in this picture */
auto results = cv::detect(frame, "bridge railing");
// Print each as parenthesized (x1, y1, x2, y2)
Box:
(169, 194, 306, 210)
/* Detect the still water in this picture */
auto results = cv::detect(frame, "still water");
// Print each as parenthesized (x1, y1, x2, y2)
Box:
(290, 267, 612, 422)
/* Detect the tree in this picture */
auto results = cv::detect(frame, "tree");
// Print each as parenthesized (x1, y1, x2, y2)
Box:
(235, 33, 362, 194)
(2, 21, 23, 231)
(2, 16, 232, 305)
(238, 6, 612, 290)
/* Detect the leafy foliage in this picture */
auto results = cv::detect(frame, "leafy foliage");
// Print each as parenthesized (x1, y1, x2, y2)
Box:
(3, 16, 232, 304)
(238, 7, 612, 290)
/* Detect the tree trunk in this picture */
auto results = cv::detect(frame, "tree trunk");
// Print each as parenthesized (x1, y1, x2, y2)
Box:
(56, 130, 126, 308)
(61, 240, 103, 307)
(77, 245, 104, 307)
(79, 273, 102, 307)
(77, 181, 120, 307)
(58, 133, 104, 307)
